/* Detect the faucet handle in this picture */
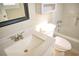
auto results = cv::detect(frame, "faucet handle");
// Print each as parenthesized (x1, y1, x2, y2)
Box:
(16, 31, 24, 37)
(17, 31, 24, 40)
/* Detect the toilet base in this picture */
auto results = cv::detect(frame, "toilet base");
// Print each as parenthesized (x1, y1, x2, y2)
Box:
(53, 49, 65, 56)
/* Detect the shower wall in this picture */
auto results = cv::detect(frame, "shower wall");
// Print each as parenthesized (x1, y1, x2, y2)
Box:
(59, 4, 79, 40)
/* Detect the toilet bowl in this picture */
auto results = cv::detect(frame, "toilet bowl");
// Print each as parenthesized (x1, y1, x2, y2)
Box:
(54, 36, 72, 56)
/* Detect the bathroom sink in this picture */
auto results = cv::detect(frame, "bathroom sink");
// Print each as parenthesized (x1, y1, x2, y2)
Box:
(4, 26, 56, 56)
(4, 35, 44, 56)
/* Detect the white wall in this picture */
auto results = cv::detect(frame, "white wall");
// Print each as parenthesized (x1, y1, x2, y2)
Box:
(59, 3, 79, 40)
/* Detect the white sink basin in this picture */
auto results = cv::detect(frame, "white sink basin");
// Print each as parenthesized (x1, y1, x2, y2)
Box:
(4, 36, 44, 56)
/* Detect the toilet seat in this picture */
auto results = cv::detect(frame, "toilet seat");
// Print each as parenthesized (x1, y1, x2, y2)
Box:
(54, 36, 72, 51)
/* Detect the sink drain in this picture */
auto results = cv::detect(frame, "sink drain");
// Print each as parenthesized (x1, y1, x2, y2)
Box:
(24, 49, 28, 52)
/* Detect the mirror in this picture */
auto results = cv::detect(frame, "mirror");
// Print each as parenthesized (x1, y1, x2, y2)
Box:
(0, 3, 29, 27)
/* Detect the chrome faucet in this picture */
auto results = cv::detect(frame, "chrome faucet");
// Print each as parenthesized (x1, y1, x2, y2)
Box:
(10, 31, 24, 41)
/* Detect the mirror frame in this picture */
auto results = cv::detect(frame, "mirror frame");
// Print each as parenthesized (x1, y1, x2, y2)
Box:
(0, 3, 29, 28)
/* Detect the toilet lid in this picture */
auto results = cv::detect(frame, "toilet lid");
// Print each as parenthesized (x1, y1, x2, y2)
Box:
(55, 36, 72, 51)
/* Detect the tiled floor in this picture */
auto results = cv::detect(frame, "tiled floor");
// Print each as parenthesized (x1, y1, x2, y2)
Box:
(52, 49, 79, 56)
(65, 50, 79, 56)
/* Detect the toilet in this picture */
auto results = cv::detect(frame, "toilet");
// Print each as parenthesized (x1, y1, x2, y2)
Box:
(53, 36, 72, 56)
